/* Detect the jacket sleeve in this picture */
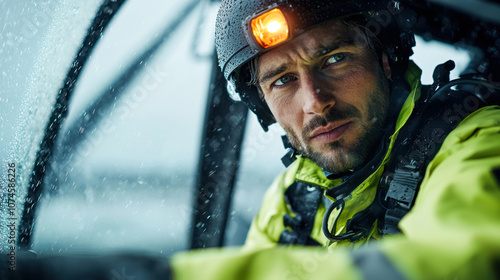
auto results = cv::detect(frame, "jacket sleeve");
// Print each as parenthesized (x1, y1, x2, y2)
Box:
(171, 106, 500, 280)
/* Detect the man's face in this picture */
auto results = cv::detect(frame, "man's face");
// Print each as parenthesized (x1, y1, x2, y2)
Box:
(257, 20, 391, 174)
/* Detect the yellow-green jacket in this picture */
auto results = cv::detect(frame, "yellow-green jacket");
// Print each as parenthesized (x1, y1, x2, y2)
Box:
(172, 63, 500, 279)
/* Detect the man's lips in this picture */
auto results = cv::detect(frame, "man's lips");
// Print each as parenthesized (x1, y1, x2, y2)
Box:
(309, 121, 352, 143)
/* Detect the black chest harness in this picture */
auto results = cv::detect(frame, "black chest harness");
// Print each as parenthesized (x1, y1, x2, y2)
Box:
(278, 61, 500, 246)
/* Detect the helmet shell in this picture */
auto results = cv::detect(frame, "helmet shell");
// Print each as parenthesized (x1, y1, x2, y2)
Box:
(216, 0, 385, 80)
(215, 0, 414, 130)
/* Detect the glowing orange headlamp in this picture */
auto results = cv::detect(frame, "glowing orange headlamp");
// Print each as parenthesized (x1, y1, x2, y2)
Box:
(249, 8, 289, 49)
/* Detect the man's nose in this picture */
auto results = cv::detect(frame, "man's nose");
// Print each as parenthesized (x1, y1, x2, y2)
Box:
(300, 73, 335, 115)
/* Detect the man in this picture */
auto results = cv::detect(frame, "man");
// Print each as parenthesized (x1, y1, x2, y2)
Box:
(171, 0, 500, 279)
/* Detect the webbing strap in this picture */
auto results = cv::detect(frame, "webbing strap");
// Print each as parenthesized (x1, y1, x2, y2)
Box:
(278, 182, 322, 246)
(379, 80, 500, 235)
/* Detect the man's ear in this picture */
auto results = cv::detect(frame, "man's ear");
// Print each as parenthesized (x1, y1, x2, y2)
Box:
(382, 52, 392, 79)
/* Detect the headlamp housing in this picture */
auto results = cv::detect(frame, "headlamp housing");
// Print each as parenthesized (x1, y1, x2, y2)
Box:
(247, 7, 290, 50)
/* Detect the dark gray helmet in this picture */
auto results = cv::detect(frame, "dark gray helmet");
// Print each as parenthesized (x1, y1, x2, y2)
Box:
(215, 0, 415, 131)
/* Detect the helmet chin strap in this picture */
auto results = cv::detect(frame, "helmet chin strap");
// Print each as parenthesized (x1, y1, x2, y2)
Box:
(281, 135, 299, 167)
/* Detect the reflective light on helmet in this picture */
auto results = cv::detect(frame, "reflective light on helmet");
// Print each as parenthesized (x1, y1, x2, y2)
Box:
(250, 8, 289, 49)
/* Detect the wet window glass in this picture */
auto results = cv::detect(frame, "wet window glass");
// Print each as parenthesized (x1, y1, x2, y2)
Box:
(31, 0, 217, 256)
(1, 0, 106, 254)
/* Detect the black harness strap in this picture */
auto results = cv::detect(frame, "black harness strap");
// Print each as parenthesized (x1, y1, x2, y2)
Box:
(278, 182, 322, 246)
(379, 75, 500, 234)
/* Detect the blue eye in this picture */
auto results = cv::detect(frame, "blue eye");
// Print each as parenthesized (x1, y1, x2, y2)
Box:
(326, 53, 346, 65)
(274, 75, 294, 86)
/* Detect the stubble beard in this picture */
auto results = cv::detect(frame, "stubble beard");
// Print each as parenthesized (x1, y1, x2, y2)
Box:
(284, 75, 390, 174)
